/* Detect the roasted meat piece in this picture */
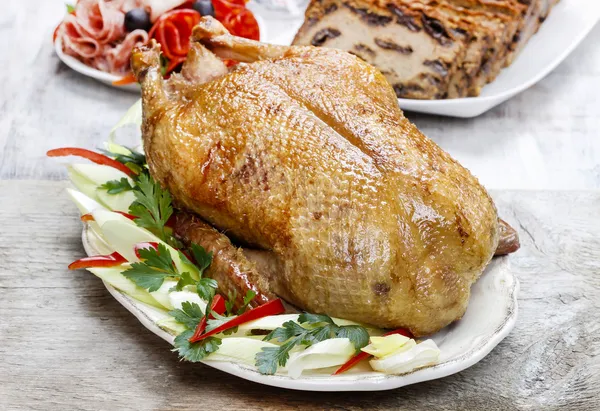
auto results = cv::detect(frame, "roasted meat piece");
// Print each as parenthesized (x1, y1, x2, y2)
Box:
(131, 17, 519, 336)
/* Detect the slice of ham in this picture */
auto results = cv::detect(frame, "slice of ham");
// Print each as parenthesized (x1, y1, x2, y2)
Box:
(57, 0, 153, 75)
(59, 13, 102, 59)
(75, 0, 125, 44)
(105, 29, 149, 74)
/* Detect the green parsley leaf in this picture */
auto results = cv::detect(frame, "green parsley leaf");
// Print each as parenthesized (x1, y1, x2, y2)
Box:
(122, 243, 179, 292)
(168, 301, 204, 330)
(66, 3, 75, 13)
(100, 147, 147, 170)
(264, 320, 306, 343)
(99, 177, 133, 194)
(256, 315, 370, 374)
(256, 336, 302, 375)
(225, 289, 256, 316)
(298, 313, 335, 325)
(336, 325, 370, 353)
(196, 278, 218, 301)
(129, 173, 173, 242)
(225, 290, 237, 315)
(241, 290, 256, 312)
(174, 271, 197, 292)
(190, 244, 212, 272)
(173, 329, 221, 362)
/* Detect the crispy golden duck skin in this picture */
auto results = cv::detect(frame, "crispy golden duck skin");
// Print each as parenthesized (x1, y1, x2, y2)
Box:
(132, 17, 519, 336)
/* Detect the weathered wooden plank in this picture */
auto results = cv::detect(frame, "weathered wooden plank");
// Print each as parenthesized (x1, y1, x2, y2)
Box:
(1, 180, 599, 410)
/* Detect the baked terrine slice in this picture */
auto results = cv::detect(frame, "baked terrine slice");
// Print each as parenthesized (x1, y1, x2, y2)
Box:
(292, 0, 470, 99)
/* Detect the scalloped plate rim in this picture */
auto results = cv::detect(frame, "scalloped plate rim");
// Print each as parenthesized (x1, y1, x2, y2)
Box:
(81, 225, 519, 391)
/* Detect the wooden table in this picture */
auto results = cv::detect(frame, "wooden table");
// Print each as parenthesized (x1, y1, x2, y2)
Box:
(1, 1, 600, 409)
(2, 182, 599, 410)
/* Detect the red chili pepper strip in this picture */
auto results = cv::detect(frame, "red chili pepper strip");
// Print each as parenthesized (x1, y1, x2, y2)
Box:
(190, 298, 286, 342)
(190, 294, 227, 341)
(68, 252, 127, 270)
(47, 147, 136, 177)
(81, 211, 136, 223)
(333, 328, 414, 375)
(133, 242, 159, 259)
(113, 73, 137, 86)
(332, 351, 371, 375)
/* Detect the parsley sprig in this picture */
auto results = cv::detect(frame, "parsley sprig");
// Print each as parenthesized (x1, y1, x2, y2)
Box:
(225, 290, 257, 316)
(128, 173, 173, 244)
(101, 146, 147, 175)
(255, 314, 369, 375)
(100, 177, 133, 194)
(169, 302, 222, 361)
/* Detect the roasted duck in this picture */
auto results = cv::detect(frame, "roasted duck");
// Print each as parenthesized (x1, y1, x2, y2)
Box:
(131, 17, 519, 336)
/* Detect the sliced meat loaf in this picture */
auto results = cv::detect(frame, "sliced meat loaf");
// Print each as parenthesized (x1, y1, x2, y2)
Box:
(408, 1, 491, 98)
(508, 0, 560, 60)
(443, 0, 524, 76)
(412, 0, 509, 96)
(292, 0, 470, 99)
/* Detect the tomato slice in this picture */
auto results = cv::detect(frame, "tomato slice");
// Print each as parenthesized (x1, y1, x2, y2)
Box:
(69, 252, 127, 270)
(47, 148, 136, 177)
(220, 8, 260, 40)
(190, 298, 286, 342)
(332, 328, 414, 375)
(148, 9, 201, 75)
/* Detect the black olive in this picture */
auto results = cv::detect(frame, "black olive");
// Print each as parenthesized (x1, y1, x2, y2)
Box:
(192, 0, 215, 17)
(124, 8, 151, 32)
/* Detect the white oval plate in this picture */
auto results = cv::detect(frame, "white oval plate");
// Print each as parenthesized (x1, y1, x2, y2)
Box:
(82, 225, 519, 391)
(263, 0, 600, 118)
(54, 11, 268, 92)
(397, 0, 600, 117)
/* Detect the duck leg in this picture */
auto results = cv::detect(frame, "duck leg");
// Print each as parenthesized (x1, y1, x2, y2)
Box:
(174, 211, 277, 309)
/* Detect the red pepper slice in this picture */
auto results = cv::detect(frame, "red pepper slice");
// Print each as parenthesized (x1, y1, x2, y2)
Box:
(47, 147, 136, 177)
(333, 328, 414, 375)
(190, 294, 227, 341)
(113, 73, 137, 86)
(81, 211, 136, 223)
(68, 252, 127, 270)
(190, 298, 286, 342)
(133, 242, 159, 259)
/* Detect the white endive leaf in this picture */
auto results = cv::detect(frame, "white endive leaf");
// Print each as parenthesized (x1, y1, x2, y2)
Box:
(109, 99, 142, 142)
(87, 266, 163, 309)
(286, 338, 355, 379)
(369, 339, 440, 375)
(204, 338, 280, 366)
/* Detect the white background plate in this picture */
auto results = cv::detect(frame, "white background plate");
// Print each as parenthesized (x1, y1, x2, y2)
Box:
(397, 0, 600, 117)
(55, 0, 599, 116)
(82, 225, 519, 392)
(264, 0, 600, 118)
(54, 11, 268, 92)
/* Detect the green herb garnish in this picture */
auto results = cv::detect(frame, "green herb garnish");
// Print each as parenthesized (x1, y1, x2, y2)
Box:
(122, 243, 183, 292)
(255, 313, 369, 375)
(128, 173, 173, 243)
(100, 177, 133, 194)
